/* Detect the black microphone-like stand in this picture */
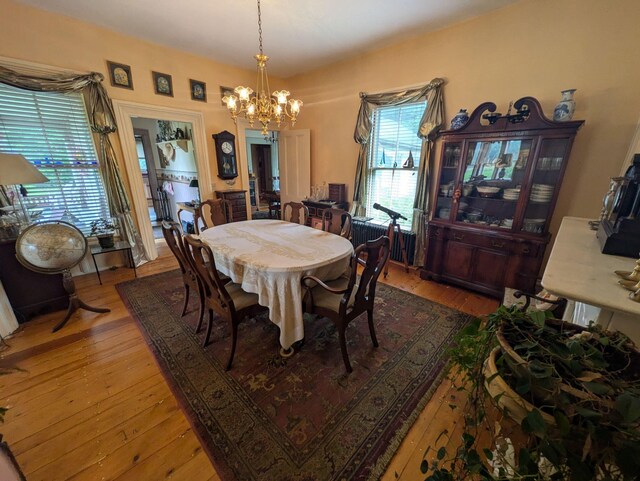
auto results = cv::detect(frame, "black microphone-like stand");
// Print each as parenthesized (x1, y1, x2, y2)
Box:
(384, 215, 409, 278)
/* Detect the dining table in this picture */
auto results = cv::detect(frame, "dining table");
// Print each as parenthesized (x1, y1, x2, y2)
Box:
(198, 219, 354, 351)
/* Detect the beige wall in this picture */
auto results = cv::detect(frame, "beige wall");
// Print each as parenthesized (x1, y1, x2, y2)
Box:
(288, 0, 640, 241)
(0, 0, 282, 222)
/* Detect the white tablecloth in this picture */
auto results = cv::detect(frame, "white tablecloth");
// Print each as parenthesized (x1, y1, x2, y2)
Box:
(199, 220, 353, 348)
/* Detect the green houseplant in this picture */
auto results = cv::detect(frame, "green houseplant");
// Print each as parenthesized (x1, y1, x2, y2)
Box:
(90, 218, 116, 249)
(422, 306, 640, 481)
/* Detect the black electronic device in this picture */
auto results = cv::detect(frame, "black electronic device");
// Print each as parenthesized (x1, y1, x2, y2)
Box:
(597, 153, 640, 257)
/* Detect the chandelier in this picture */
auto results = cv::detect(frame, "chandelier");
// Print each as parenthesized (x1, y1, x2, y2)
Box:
(222, 0, 302, 135)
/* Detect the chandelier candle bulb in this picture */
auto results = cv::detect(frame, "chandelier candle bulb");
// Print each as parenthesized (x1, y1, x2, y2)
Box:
(222, 0, 303, 135)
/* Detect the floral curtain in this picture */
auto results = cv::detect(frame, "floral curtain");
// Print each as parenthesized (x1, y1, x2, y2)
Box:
(0, 65, 148, 265)
(351, 77, 445, 266)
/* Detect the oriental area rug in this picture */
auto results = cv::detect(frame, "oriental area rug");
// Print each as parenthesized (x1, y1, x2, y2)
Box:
(116, 270, 473, 481)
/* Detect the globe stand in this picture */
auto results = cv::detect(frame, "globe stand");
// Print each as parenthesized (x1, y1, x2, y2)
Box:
(52, 269, 111, 333)
(15, 220, 112, 334)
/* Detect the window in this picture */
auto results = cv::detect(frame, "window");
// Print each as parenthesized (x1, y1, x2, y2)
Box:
(0, 83, 110, 233)
(135, 137, 148, 174)
(365, 102, 425, 230)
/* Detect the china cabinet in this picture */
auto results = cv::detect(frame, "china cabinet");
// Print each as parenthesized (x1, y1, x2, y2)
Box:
(421, 97, 584, 297)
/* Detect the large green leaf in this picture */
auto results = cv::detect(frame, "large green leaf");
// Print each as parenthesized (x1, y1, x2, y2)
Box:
(615, 392, 640, 424)
(528, 359, 554, 379)
(521, 409, 547, 437)
(554, 411, 571, 437)
(583, 382, 613, 396)
(574, 405, 602, 420)
(529, 310, 546, 328)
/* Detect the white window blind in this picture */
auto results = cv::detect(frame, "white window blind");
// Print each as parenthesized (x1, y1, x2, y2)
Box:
(365, 101, 425, 231)
(0, 83, 110, 233)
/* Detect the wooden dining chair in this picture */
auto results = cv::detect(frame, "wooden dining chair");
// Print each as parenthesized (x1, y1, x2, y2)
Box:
(321, 208, 352, 239)
(183, 235, 265, 370)
(194, 198, 233, 234)
(161, 221, 206, 332)
(282, 201, 309, 225)
(301, 235, 390, 373)
(261, 190, 281, 219)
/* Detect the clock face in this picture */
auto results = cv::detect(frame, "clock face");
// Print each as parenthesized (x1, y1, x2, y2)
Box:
(221, 141, 233, 154)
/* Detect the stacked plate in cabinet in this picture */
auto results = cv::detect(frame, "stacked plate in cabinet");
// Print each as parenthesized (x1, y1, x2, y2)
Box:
(502, 187, 521, 201)
(530, 184, 554, 203)
(522, 218, 546, 233)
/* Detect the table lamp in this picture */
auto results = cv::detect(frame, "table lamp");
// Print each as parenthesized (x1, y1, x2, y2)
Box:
(0, 153, 49, 225)
(189, 178, 200, 206)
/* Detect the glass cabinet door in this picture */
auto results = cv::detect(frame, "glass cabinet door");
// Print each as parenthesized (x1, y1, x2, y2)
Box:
(434, 141, 462, 221)
(455, 138, 534, 229)
(520, 138, 570, 234)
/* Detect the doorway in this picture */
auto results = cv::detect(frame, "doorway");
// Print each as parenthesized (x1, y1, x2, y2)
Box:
(130, 118, 200, 239)
(237, 126, 310, 219)
(112, 101, 212, 260)
(244, 130, 279, 218)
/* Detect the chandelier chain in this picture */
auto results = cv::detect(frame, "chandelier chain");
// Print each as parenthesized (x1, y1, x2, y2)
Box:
(257, 0, 263, 56)
(221, 0, 302, 135)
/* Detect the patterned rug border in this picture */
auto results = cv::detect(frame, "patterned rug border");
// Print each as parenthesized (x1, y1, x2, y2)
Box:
(116, 270, 474, 481)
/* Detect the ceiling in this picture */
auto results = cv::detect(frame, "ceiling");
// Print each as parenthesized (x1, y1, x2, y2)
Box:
(18, 0, 520, 77)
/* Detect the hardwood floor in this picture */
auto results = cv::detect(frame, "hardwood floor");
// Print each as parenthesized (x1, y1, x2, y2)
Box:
(0, 241, 498, 480)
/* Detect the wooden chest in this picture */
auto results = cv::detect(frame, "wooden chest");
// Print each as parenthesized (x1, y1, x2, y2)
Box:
(328, 183, 346, 203)
(215, 189, 248, 222)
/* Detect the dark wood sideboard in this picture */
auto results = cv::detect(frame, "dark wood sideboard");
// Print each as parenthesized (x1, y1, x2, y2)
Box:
(215, 189, 248, 222)
(302, 200, 349, 228)
(0, 239, 67, 322)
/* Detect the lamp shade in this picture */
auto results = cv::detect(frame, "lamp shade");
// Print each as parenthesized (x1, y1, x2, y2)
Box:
(0, 153, 49, 185)
(189, 179, 199, 188)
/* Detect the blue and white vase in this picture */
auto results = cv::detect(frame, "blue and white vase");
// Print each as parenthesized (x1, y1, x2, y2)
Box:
(450, 109, 469, 130)
(553, 89, 576, 122)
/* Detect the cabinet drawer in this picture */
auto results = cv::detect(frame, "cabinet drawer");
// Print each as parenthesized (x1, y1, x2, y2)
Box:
(443, 228, 539, 257)
(216, 191, 246, 200)
(225, 193, 246, 200)
(444, 229, 511, 251)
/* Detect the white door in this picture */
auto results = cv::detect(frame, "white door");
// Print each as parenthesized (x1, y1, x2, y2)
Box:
(279, 129, 310, 206)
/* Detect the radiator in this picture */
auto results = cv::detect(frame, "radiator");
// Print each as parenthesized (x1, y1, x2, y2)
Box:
(351, 221, 415, 265)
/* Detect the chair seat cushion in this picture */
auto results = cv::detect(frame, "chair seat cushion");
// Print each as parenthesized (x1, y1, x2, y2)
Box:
(226, 282, 260, 311)
(310, 276, 357, 313)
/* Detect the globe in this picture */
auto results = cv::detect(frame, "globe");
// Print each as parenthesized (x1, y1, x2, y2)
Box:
(16, 221, 87, 274)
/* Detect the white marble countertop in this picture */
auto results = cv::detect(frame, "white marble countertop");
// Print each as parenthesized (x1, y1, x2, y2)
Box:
(542, 216, 640, 316)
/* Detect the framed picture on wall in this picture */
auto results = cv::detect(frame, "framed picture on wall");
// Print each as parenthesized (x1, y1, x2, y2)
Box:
(190, 79, 207, 102)
(106, 61, 133, 90)
(219, 86, 234, 107)
(152, 71, 173, 97)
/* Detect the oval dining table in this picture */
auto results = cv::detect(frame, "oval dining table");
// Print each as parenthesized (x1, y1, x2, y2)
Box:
(198, 219, 354, 352)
